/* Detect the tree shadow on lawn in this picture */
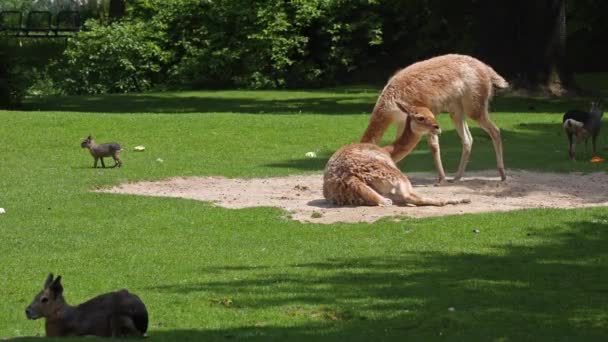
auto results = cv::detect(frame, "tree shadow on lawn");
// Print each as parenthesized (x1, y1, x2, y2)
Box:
(22, 90, 592, 115)
(267, 122, 605, 170)
(491, 96, 591, 114)
(23, 93, 378, 115)
(145, 215, 608, 341)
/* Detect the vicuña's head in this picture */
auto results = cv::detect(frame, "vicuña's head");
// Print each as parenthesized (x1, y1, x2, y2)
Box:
(25, 273, 65, 320)
(80, 136, 93, 148)
(395, 102, 441, 135)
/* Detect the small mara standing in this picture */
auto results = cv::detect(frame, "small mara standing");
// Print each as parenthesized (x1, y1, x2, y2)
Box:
(361, 54, 509, 183)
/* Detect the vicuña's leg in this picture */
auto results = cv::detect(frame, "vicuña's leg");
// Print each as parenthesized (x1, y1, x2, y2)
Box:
(427, 134, 446, 184)
(392, 175, 470, 206)
(451, 112, 473, 181)
(476, 111, 506, 181)
(347, 176, 392, 206)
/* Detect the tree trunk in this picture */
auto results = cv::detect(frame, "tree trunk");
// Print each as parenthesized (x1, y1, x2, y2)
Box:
(474, 0, 573, 94)
(108, 0, 126, 21)
(0, 51, 9, 108)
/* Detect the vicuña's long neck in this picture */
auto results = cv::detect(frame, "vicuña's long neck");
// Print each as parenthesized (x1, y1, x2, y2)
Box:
(361, 104, 392, 144)
(384, 116, 423, 162)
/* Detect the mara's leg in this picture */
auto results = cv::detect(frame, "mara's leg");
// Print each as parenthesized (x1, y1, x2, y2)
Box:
(393, 176, 470, 206)
(451, 112, 473, 181)
(475, 112, 506, 181)
(93, 157, 99, 168)
(592, 134, 598, 155)
(100, 157, 106, 168)
(348, 177, 392, 206)
(110, 315, 140, 337)
(569, 135, 578, 160)
(361, 109, 400, 144)
(427, 134, 447, 184)
(113, 152, 122, 168)
(120, 316, 143, 337)
(567, 132, 575, 160)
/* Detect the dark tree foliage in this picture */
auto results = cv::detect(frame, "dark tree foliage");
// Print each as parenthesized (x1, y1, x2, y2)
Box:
(0, 51, 9, 107)
(3, 0, 606, 98)
(474, 0, 572, 92)
(109, 0, 127, 21)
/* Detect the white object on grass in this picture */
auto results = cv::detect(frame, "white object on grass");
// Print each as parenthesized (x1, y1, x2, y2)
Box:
(305, 151, 317, 158)
(156, 158, 164, 163)
(134, 146, 146, 151)
(0, 208, 5, 214)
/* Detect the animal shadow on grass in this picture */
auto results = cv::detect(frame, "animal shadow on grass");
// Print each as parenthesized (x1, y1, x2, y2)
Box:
(142, 215, 608, 341)
(269, 123, 608, 203)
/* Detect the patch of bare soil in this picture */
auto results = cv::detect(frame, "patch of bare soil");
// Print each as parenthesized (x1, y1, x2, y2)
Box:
(97, 171, 608, 224)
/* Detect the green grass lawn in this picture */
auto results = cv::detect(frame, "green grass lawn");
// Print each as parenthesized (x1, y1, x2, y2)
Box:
(1, 88, 607, 341)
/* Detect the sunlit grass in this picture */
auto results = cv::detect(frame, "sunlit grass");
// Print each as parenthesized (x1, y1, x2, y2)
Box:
(1, 88, 607, 341)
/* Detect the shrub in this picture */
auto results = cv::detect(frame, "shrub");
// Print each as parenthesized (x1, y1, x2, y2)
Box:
(138, 0, 384, 89)
(54, 19, 169, 94)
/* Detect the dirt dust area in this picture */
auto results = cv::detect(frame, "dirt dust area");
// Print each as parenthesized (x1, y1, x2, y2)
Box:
(97, 170, 608, 224)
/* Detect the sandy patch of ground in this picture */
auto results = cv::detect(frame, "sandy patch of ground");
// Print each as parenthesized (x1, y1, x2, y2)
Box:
(97, 170, 608, 224)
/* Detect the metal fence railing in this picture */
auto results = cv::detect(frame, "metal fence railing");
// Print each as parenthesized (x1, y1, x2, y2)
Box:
(0, 10, 81, 37)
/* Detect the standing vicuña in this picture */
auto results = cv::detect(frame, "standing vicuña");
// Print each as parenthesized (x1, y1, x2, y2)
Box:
(324, 105, 470, 207)
(25, 273, 148, 338)
(361, 54, 509, 183)
(81, 135, 123, 168)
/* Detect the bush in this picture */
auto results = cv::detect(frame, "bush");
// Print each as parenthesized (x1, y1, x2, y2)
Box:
(133, 0, 385, 89)
(52, 0, 477, 92)
(54, 19, 169, 94)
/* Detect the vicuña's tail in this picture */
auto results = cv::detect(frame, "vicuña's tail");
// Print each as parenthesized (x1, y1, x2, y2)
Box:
(489, 68, 509, 89)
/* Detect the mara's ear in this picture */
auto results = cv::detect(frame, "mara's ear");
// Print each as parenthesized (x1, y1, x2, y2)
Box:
(395, 101, 415, 115)
(44, 273, 54, 289)
(50, 275, 63, 296)
(87, 135, 92, 140)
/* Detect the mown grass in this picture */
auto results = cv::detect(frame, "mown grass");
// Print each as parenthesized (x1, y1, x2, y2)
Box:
(0, 88, 607, 341)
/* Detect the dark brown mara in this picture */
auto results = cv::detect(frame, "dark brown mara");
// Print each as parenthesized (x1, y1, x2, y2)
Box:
(25, 274, 148, 338)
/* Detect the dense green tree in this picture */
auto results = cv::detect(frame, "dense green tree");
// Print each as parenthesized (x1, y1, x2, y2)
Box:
(3, 0, 607, 98)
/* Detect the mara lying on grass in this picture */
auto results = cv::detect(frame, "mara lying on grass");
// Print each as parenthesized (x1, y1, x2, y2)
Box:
(25, 273, 148, 338)
(324, 104, 470, 207)
(361, 54, 509, 183)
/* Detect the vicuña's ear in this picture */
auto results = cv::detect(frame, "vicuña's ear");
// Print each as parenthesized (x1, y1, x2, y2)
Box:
(395, 101, 415, 115)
